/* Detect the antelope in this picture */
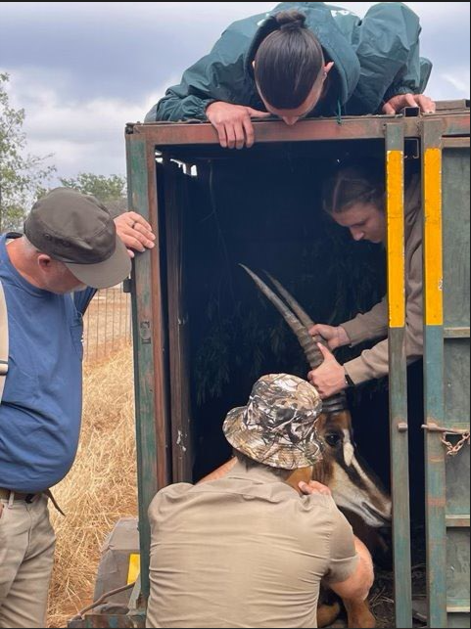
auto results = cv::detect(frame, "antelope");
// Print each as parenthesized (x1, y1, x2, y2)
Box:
(242, 266, 392, 629)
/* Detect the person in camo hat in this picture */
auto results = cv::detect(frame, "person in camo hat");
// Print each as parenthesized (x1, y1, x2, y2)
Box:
(223, 373, 323, 470)
(147, 374, 374, 629)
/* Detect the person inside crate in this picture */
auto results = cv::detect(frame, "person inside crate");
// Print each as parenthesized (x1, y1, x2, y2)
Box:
(308, 158, 423, 398)
(146, 3, 435, 149)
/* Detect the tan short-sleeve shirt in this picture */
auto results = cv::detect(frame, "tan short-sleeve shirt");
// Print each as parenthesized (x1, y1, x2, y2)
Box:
(147, 462, 357, 628)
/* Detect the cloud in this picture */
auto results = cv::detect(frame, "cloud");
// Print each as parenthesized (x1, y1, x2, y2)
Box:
(1, 2, 469, 182)
(444, 72, 471, 96)
(0, 2, 275, 22)
(5, 69, 171, 179)
(1, 3, 469, 102)
(4, 2, 465, 21)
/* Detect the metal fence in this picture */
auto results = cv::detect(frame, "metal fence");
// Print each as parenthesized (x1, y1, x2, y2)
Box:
(83, 286, 132, 362)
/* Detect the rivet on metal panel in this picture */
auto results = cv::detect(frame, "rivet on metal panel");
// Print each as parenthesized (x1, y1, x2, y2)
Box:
(139, 321, 152, 345)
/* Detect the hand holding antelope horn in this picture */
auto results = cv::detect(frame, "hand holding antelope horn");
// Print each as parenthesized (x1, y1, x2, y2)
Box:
(308, 344, 348, 400)
(310, 324, 351, 352)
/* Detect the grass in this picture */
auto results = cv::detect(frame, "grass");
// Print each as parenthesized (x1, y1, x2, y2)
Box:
(47, 345, 137, 628)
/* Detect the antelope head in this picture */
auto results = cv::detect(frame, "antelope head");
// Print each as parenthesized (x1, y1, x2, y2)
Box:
(241, 266, 392, 528)
(313, 411, 391, 528)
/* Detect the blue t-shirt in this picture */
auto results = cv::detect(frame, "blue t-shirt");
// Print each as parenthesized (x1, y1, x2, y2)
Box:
(0, 234, 95, 492)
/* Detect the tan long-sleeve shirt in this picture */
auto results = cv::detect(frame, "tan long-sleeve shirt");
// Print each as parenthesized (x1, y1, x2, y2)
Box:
(343, 175, 423, 385)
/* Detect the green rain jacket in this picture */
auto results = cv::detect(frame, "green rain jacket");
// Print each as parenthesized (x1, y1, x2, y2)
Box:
(146, 2, 432, 122)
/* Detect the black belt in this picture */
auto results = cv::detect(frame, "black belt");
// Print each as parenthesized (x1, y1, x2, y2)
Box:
(0, 487, 65, 515)
(0, 488, 39, 503)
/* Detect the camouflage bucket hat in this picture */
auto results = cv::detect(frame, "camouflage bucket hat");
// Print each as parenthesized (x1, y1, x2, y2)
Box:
(223, 374, 323, 470)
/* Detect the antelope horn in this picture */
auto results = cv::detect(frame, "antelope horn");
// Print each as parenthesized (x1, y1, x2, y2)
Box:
(264, 271, 315, 330)
(240, 265, 323, 370)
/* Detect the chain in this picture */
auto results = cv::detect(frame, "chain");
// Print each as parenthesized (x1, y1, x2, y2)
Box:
(423, 425, 471, 458)
(441, 432, 470, 457)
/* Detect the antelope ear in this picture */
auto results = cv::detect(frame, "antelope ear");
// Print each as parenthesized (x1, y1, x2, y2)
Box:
(286, 468, 313, 493)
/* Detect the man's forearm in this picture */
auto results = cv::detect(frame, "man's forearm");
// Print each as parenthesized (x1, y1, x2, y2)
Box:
(350, 537, 374, 602)
(329, 536, 374, 602)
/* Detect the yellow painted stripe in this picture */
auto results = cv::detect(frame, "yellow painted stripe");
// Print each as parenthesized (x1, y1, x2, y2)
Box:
(127, 553, 141, 584)
(387, 151, 406, 329)
(424, 148, 444, 326)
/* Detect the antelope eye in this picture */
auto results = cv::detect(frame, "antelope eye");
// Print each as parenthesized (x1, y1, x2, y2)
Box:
(325, 433, 342, 448)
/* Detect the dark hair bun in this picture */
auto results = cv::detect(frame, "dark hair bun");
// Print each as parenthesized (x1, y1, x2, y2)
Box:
(276, 10, 307, 31)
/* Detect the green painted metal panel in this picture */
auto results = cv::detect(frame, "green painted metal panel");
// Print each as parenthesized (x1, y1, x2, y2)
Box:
(448, 614, 471, 629)
(126, 136, 157, 602)
(447, 448, 471, 518)
(443, 149, 470, 329)
(126, 136, 173, 603)
(423, 120, 448, 629)
(448, 530, 471, 609)
(442, 145, 470, 629)
(386, 124, 413, 628)
(424, 325, 448, 628)
(444, 340, 470, 427)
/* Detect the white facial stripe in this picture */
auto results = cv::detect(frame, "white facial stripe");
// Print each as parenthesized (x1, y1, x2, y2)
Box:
(331, 464, 386, 527)
(352, 457, 376, 491)
(343, 430, 355, 467)
(330, 433, 393, 526)
(330, 464, 380, 525)
(351, 458, 392, 519)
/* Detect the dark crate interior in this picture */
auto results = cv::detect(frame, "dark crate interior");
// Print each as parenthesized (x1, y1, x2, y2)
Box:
(158, 139, 425, 511)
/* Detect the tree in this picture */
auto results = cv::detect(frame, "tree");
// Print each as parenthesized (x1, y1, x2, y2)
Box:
(0, 73, 56, 231)
(60, 173, 128, 216)
(60, 173, 126, 202)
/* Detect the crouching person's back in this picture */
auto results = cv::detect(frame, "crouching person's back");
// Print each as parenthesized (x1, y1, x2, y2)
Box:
(146, 374, 373, 628)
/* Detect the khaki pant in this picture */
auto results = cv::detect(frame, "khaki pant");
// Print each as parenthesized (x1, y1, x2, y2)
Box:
(0, 495, 56, 629)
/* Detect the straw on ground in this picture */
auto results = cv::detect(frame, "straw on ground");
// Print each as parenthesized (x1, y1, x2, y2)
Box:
(47, 346, 137, 628)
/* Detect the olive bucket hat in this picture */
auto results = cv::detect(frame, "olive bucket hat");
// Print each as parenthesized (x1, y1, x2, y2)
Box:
(24, 188, 131, 289)
(223, 374, 323, 470)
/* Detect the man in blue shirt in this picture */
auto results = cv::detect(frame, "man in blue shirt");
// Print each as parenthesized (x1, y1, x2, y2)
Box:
(0, 188, 154, 629)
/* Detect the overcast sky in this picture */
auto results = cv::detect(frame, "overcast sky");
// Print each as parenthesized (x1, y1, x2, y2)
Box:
(1, 2, 469, 183)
